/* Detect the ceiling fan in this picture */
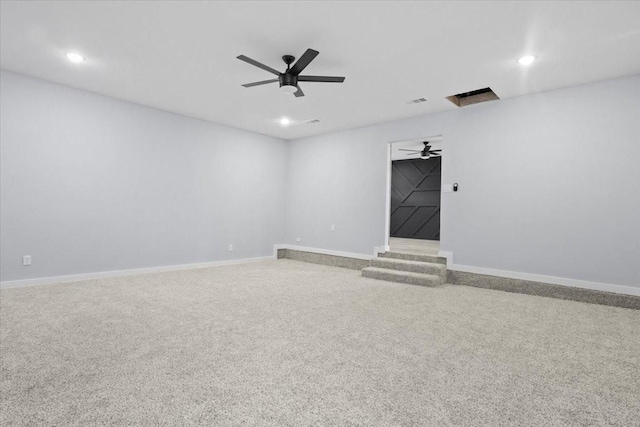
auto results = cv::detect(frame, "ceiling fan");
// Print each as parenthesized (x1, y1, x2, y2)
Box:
(237, 48, 345, 97)
(398, 141, 442, 159)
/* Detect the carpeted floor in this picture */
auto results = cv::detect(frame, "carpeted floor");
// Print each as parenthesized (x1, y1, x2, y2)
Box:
(389, 237, 440, 255)
(1, 260, 639, 426)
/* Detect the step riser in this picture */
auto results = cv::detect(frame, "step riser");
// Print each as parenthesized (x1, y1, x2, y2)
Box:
(362, 268, 442, 288)
(379, 252, 447, 265)
(371, 258, 446, 280)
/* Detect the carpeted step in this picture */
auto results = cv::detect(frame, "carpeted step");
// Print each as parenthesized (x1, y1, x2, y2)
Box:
(379, 251, 447, 265)
(362, 267, 443, 287)
(371, 257, 446, 280)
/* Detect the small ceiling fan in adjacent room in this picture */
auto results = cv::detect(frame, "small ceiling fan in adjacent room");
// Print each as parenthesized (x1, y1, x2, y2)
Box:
(237, 48, 345, 97)
(398, 141, 442, 159)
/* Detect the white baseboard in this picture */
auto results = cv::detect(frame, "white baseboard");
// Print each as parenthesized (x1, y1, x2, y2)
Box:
(445, 259, 640, 297)
(0, 256, 273, 289)
(9, 247, 636, 297)
(373, 246, 387, 257)
(438, 250, 454, 265)
(274, 244, 373, 260)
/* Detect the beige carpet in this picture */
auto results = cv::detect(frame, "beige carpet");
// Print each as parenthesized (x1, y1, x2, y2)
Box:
(389, 237, 440, 255)
(1, 260, 639, 426)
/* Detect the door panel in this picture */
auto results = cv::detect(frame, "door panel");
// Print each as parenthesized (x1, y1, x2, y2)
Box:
(390, 157, 441, 240)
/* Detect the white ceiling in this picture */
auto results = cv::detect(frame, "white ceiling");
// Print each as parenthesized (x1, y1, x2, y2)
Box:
(2, 1, 640, 140)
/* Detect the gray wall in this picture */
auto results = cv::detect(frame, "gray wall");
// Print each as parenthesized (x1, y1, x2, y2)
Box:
(1, 70, 287, 282)
(285, 75, 640, 288)
(3, 70, 639, 289)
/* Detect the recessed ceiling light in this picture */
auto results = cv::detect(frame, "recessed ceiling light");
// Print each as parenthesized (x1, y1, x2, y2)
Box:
(280, 117, 291, 126)
(517, 55, 536, 66)
(66, 52, 84, 63)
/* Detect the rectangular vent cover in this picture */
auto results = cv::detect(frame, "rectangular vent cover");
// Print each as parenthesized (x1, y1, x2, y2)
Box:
(446, 87, 499, 107)
(303, 119, 320, 124)
(406, 97, 427, 104)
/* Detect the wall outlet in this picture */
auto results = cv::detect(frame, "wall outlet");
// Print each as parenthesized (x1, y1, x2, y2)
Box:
(296, 237, 301, 242)
(228, 244, 233, 251)
(331, 224, 335, 232)
(22, 255, 31, 266)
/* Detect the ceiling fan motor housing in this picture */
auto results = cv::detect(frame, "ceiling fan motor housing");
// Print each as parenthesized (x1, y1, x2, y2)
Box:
(279, 73, 298, 91)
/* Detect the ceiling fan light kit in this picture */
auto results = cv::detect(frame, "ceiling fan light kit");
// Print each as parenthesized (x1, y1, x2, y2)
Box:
(279, 57, 299, 93)
(238, 49, 345, 98)
(280, 84, 298, 94)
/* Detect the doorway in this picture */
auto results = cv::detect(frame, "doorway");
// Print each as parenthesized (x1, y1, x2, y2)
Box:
(385, 137, 442, 255)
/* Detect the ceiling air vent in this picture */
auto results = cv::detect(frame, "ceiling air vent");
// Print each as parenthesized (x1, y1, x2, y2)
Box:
(406, 97, 427, 105)
(446, 87, 499, 107)
(303, 119, 320, 124)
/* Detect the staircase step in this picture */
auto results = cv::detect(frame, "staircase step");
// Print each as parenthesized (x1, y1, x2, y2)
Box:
(362, 267, 443, 287)
(379, 251, 447, 265)
(371, 257, 446, 280)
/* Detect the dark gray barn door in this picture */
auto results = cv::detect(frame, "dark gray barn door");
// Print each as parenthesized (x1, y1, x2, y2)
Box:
(390, 157, 441, 240)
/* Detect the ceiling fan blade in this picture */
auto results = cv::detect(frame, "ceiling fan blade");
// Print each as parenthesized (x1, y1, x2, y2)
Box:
(294, 85, 305, 98)
(429, 149, 442, 152)
(241, 78, 279, 88)
(290, 49, 319, 75)
(298, 75, 345, 83)
(237, 55, 281, 76)
(398, 149, 420, 152)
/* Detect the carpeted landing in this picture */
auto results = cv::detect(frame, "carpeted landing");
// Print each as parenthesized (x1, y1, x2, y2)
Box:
(1, 260, 639, 426)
